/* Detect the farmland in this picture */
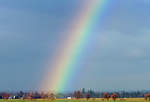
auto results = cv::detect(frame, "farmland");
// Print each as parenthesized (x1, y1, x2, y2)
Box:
(0, 98, 146, 102)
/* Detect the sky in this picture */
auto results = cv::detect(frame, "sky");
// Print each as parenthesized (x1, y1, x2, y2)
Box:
(0, 0, 150, 92)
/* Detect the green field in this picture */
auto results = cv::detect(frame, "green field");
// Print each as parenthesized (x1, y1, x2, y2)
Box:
(0, 98, 147, 102)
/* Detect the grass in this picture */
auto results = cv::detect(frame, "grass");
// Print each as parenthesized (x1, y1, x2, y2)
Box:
(0, 98, 147, 102)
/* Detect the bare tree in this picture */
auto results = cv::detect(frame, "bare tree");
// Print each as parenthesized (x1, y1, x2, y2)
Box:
(74, 91, 82, 99)
(49, 93, 55, 102)
(145, 94, 150, 101)
(104, 93, 110, 101)
(2, 93, 9, 99)
(86, 93, 90, 101)
(111, 93, 118, 102)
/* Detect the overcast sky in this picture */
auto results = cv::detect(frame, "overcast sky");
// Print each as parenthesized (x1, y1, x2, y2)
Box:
(0, 0, 150, 92)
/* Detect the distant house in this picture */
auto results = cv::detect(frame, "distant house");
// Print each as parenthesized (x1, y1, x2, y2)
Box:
(67, 96, 72, 99)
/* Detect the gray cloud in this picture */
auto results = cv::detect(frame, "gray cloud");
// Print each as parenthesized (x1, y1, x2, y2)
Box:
(0, 0, 150, 91)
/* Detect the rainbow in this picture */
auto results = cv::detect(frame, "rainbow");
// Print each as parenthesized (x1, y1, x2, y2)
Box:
(41, 0, 109, 93)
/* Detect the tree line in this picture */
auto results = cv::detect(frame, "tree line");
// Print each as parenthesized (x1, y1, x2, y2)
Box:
(0, 89, 150, 100)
